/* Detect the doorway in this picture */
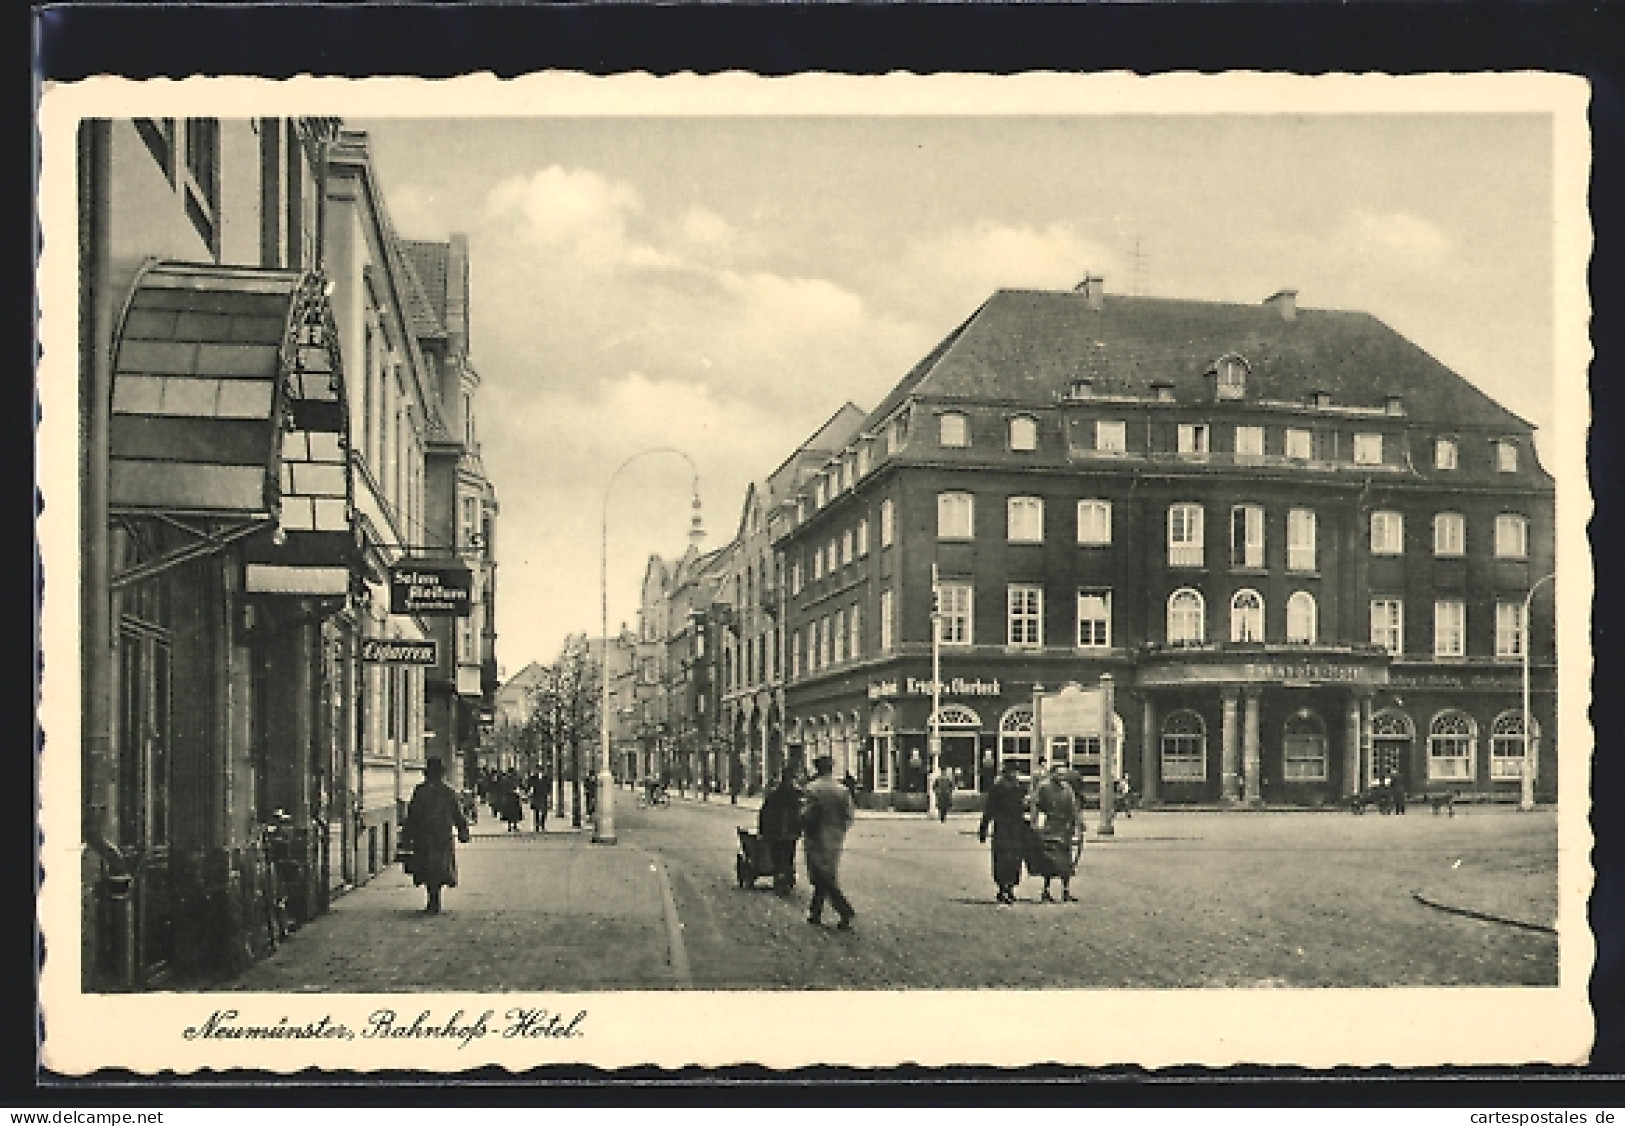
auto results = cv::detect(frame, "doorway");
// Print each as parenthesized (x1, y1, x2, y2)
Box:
(117, 617, 173, 981)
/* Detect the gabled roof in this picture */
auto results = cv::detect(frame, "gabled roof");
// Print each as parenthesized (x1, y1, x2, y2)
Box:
(765, 401, 868, 499)
(869, 288, 1531, 431)
(400, 240, 451, 329)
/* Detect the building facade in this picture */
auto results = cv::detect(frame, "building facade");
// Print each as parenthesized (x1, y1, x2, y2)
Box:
(777, 281, 1556, 810)
(79, 118, 499, 990)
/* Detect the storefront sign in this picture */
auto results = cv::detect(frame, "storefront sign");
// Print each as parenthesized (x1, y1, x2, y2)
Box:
(1136, 660, 1387, 688)
(868, 676, 1002, 700)
(1387, 672, 1520, 691)
(361, 638, 439, 664)
(389, 563, 472, 616)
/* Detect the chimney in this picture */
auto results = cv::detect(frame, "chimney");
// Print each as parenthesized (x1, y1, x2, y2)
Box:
(1384, 394, 1405, 416)
(1264, 289, 1298, 322)
(1074, 275, 1106, 311)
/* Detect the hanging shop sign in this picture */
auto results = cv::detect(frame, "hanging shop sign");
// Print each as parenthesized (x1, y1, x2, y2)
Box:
(389, 562, 472, 616)
(361, 638, 439, 664)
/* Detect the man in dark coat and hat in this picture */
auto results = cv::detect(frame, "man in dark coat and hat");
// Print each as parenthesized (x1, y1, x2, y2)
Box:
(402, 757, 471, 914)
(979, 758, 1030, 905)
(757, 768, 803, 896)
(801, 753, 857, 930)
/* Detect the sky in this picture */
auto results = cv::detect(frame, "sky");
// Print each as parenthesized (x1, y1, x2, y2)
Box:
(352, 112, 1558, 676)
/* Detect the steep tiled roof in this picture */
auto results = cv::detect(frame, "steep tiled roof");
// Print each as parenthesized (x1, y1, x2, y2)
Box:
(401, 240, 451, 329)
(878, 289, 1530, 431)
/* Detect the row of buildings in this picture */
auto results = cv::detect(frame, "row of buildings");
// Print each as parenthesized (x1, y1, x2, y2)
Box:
(620, 278, 1557, 812)
(77, 118, 499, 989)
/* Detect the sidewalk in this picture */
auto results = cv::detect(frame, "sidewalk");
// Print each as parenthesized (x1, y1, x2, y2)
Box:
(223, 823, 687, 992)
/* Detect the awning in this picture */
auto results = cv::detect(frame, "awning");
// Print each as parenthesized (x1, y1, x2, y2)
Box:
(109, 262, 355, 594)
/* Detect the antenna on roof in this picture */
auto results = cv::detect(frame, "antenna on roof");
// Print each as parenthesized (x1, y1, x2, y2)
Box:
(1131, 235, 1147, 297)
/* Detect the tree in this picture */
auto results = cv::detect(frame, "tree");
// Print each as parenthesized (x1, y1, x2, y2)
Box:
(521, 634, 601, 828)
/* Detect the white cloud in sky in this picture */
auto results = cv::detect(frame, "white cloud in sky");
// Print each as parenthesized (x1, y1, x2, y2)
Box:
(1333, 208, 1453, 270)
(484, 165, 677, 273)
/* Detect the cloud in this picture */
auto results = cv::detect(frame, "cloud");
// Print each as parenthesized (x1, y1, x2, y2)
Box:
(484, 166, 677, 273)
(1333, 209, 1453, 270)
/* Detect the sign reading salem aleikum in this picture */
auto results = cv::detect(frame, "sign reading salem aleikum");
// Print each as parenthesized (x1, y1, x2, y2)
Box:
(390, 563, 472, 617)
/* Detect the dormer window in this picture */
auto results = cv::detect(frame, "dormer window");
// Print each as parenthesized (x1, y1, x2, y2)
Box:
(1008, 415, 1038, 452)
(1215, 355, 1248, 400)
(1067, 378, 1094, 400)
(939, 412, 969, 448)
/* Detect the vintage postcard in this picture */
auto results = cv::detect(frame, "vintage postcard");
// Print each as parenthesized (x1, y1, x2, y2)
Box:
(36, 71, 1595, 1074)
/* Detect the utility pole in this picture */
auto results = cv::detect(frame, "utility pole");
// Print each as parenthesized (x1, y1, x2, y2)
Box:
(929, 562, 942, 786)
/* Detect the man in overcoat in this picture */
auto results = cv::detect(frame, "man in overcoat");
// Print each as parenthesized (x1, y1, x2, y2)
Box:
(402, 757, 472, 914)
(757, 768, 803, 896)
(801, 753, 857, 930)
(978, 758, 1030, 905)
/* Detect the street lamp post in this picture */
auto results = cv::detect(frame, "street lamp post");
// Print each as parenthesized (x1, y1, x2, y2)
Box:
(1520, 572, 1556, 812)
(598, 447, 702, 845)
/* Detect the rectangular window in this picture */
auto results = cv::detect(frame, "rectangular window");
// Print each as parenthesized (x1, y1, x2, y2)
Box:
(939, 412, 970, 448)
(1433, 512, 1466, 557)
(1287, 508, 1317, 572)
(1007, 585, 1043, 648)
(857, 445, 872, 477)
(820, 617, 832, 667)
(833, 609, 846, 663)
(1283, 737, 1328, 782)
(1284, 428, 1312, 460)
(857, 519, 869, 557)
(1077, 499, 1112, 545)
(1435, 438, 1459, 470)
(1496, 601, 1525, 659)
(1495, 514, 1529, 558)
(1177, 423, 1210, 454)
(1371, 599, 1404, 655)
(807, 627, 817, 674)
(937, 492, 974, 539)
(939, 582, 973, 645)
(829, 539, 840, 575)
(849, 604, 862, 660)
(813, 547, 824, 581)
(1370, 511, 1404, 555)
(1434, 600, 1466, 658)
(880, 589, 895, 651)
(1235, 426, 1265, 457)
(841, 530, 854, 567)
(815, 479, 827, 508)
(1007, 496, 1044, 543)
(1496, 440, 1519, 472)
(1168, 504, 1205, 567)
(880, 499, 895, 547)
(134, 118, 175, 181)
(1230, 505, 1265, 569)
(1095, 420, 1127, 453)
(1161, 736, 1206, 782)
(1353, 432, 1384, 465)
(1077, 590, 1111, 648)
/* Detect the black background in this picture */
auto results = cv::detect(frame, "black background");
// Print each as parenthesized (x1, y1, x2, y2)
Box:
(20, 0, 1625, 1107)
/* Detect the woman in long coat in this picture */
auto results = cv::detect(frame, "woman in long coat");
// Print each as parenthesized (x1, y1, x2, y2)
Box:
(978, 758, 1029, 904)
(1031, 762, 1081, 902)
(403, 757, 471, 914)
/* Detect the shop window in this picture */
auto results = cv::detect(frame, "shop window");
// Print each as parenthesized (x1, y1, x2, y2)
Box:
(1168, 503, 1205, 567)
(1230, 589, 1265, 643)
(1433, 512, 1465, 557)
(1007, 585, 1043, 648)
(1282, 711, 1328, 781)
(1167, 588, 1205, 645)
(1286, 591, 1317, 644)
(1490, 712, 1538, 780)
(1495, 513, 1529, 559)
(1161, 711, 1207, 781)
(1009, 415, 1038, 452)
(1007, 496, 1044, 543)
(1077, 499, 1112, 545)
(1428, 711, 1477, 781)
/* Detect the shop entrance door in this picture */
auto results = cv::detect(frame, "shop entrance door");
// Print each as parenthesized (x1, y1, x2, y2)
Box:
(117, 619, 172, 982)
(939, 734, 977, 791)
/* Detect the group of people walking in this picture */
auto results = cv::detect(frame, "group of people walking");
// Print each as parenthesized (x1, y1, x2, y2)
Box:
(979, 760, 1082, 905)
(475, 766, 553, 833)
(755, 753, 857, 931)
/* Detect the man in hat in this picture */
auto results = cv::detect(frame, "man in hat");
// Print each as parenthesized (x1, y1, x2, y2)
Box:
(401, 757, 471, 914)
(801, 753, 857, 930)
(978, 758, 1030, 905)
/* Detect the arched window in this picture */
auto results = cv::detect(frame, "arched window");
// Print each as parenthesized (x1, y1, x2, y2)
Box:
(1160, 710, 1207, 781)
(932, 704, 983, 729)
(1282, 710, 1328, 781)
(1286, 590, 1317, 644)
(1230, 588, 1264, 642)
(1490, 711, 1540, 780)
(939, 412, 969, 448)
(1167, 588, 1205, 645)
(1008, 415, 1038, 452)
(1428, 710, 1477, 781)
(998, 706, 1034, 779)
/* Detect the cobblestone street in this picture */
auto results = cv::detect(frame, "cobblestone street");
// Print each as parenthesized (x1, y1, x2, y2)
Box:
(221, 797, 1561, 993)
